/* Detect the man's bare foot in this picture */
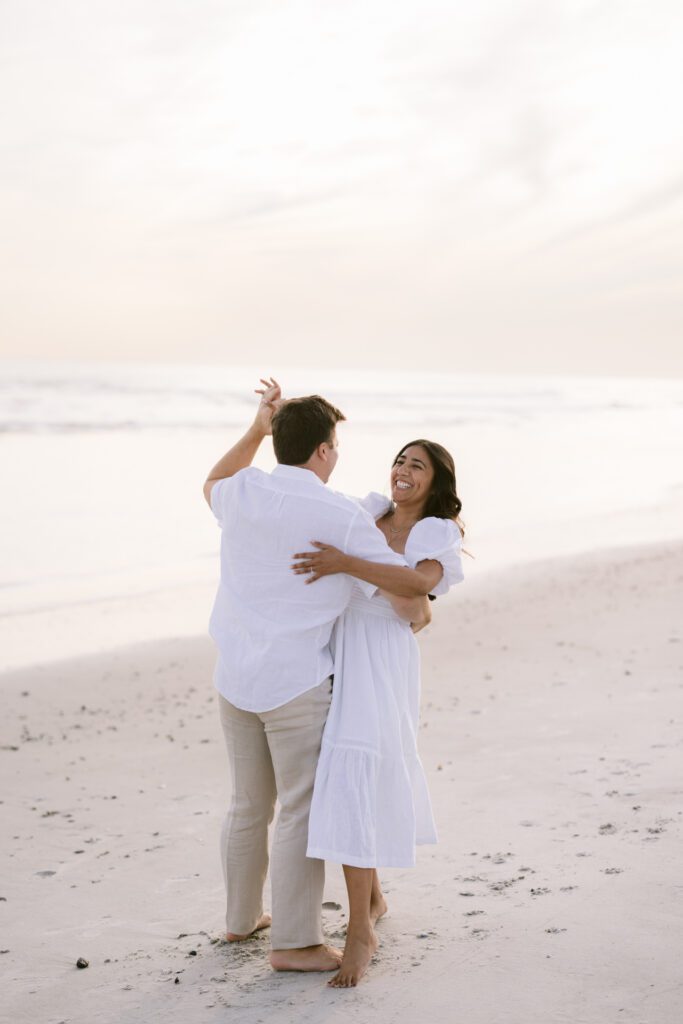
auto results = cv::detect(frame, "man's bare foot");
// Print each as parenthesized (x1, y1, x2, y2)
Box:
(269, 944, 343, 972)
(226, 912, 272, 942)
(327, 926, 378, 988)
(370, 893, 388, 926)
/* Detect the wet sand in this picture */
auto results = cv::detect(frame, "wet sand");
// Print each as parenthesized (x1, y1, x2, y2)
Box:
(1, 540, 682, 1023)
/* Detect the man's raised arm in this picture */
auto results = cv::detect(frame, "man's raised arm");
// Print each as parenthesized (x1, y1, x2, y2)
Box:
(203, 377, 281, 507)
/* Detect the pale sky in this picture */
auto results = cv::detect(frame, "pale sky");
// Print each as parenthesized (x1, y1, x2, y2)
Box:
(1, 0, 682, 374)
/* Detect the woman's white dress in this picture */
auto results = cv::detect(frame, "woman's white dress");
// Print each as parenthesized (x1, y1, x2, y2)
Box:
(306, 494, 464, 869)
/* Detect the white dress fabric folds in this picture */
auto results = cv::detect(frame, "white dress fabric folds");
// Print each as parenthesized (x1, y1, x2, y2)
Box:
(306, 493, 464, 869)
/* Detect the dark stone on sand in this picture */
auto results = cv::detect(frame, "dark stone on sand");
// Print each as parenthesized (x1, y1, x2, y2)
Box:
(188, 950, 197, 956)
(36, 870, 56, 877)
(76, 957, 89, 969)
(177, 933, 188, 939)
(322, 901, 342, 910)
(175, 976, 180, 984)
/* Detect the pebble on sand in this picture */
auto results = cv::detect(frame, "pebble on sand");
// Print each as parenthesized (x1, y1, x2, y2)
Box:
(76, 957, 89, 969)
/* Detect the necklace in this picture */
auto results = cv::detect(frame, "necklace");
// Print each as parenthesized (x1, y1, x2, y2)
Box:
(386, 512, 419, 536)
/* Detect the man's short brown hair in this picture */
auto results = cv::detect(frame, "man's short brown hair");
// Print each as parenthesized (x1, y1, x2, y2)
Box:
(272, 395, 346, 465)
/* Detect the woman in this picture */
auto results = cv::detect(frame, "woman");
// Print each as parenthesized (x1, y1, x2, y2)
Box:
(292, 439, 464, 987)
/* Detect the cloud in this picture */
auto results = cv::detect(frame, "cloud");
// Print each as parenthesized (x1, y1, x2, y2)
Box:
(1, 0, 682, 371)
(538, 172, 683, 251)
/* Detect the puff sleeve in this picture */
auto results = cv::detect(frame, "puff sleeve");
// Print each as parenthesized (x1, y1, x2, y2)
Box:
(404, 517, 464, 596)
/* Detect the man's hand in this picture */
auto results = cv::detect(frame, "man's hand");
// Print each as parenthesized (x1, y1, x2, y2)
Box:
(253, 377, 283, 436)
(203, 375, 284, 507)
(291, 542, 350, 583)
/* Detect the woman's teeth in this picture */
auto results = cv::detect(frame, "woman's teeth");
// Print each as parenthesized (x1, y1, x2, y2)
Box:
(395, 481, 412, 490)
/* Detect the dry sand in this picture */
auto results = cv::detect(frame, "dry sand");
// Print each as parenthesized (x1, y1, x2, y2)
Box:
(1, 541, 682, 1024)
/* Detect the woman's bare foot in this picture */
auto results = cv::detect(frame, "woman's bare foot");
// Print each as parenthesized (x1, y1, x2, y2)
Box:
(370, 893, 388, 926)
(327, 926, 378, 988)
(226, 912, 272, 942)
(269, 944, 343, 972)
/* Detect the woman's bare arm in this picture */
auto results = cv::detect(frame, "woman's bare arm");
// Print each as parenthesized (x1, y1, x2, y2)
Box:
(292, 544, 443, 598)
(385, 593, 433, 632)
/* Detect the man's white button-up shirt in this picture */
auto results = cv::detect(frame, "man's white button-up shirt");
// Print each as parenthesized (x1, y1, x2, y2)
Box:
(209, 464, 404, 712)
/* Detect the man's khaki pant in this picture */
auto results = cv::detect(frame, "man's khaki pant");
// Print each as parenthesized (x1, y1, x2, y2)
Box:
(218, 678, 332, 950)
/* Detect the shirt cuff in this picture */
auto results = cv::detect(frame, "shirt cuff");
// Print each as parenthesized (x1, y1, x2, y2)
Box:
(355, 578, 378, 599)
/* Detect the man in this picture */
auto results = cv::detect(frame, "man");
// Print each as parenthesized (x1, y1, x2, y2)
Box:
(203, 377, 430, 972)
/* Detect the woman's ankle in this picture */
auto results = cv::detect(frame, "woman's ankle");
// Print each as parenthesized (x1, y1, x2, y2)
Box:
(346, 918, 375, 940)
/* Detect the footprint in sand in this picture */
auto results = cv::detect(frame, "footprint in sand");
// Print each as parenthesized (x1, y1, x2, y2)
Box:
(489, 879, 518, 893)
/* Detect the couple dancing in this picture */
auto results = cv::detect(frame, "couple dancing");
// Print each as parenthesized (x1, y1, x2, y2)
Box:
(203, 378, 464, 988)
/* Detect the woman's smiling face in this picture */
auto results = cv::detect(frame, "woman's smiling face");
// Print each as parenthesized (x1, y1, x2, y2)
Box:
(390, 445, 435, 511)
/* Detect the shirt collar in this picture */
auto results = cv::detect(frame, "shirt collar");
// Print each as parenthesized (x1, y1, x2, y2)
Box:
(271, 463, 326, 487)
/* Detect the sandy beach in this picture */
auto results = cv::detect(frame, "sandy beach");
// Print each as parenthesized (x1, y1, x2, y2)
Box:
(2, 539, 682, 1024)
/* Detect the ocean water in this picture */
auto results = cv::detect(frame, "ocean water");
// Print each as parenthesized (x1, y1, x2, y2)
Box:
(3, 360, 681, 433)
(1, 360, 682, 670)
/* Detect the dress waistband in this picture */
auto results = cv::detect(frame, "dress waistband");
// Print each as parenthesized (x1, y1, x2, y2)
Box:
(346, 593, 402, 621)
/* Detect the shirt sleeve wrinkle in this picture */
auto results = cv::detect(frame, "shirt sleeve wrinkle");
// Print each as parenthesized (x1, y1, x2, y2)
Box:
(210, 478, 226, 525)
(359, 492, 392, 519)
(343, 508, 405, 599)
